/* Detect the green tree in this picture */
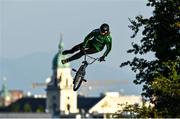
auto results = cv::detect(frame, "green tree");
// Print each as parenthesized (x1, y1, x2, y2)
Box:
(121, 0, 180, 117)
(36, 105, 44, 112)
(11, 104, 20, 112)
(24, 103, 32, 112)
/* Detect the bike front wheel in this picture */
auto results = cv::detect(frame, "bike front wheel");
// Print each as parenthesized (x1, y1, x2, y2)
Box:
(73, 65, 85, 91)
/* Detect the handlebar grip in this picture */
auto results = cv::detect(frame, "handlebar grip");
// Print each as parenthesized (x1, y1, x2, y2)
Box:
(98, 59, 106, 62)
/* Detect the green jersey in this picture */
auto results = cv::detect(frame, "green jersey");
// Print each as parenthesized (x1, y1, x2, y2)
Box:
(83, 29, 112, 57)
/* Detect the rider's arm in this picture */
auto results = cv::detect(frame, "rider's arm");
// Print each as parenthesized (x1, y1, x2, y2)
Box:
(102, 36, 112, 58)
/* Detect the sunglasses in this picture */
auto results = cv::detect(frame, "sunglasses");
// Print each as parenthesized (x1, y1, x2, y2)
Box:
(100, 30, 109, 35)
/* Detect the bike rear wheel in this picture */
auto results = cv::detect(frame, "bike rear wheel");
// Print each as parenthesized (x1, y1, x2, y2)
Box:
(73, 65, 85, 91)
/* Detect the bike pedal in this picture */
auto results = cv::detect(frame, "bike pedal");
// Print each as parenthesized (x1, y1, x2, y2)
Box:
(72, 68, 77, 72)
(83, 79, 87, 82)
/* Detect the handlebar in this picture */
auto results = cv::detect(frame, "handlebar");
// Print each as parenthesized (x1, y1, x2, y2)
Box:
(82, 50, 105, 65)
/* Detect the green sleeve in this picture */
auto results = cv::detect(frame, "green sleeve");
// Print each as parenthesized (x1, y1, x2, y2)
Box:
(83, 31, 95, 48)
(103, 36, 112, 57)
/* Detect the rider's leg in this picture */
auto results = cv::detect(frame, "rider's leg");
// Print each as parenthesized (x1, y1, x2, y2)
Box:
(62, 50, 84, 64)
(62, 47, 98, 64)
(62, 43, 83, 55)
(85, 48, 100, 54)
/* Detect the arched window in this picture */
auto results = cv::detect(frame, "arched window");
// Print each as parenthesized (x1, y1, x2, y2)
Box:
(66, 78, 68, 87)
(67, 104, 70, 112)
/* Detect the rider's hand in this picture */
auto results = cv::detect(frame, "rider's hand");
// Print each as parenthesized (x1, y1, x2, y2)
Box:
(99, 56, 105, 62)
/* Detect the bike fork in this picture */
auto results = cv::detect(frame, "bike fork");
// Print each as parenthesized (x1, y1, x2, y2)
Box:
(72, 68, 87, 82)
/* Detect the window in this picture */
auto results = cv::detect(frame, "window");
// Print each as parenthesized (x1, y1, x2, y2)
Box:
(66, 79, 68, 87)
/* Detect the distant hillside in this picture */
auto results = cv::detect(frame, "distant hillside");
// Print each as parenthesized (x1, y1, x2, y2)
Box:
(0, 52, 54, 94)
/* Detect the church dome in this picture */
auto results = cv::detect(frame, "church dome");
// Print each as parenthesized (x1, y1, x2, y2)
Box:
(52, 40, 70, 70)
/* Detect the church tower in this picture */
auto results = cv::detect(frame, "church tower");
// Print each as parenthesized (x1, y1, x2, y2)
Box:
(46, 35, 78, 116)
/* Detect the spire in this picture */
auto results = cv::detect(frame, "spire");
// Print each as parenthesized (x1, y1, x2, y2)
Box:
(52, 33, 70, 70)
(0, 77, 11, 100)
(58, 33, 64, 53)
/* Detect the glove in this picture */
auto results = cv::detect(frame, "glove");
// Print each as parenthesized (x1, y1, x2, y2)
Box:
(99, 56, 105, 62)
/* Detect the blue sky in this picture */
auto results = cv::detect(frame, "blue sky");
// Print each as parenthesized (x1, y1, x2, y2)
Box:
(0, 0, 153, 96)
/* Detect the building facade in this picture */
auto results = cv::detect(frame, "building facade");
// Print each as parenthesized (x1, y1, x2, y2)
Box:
(46, 40, 78, 116)
(89, 92, 142, 114)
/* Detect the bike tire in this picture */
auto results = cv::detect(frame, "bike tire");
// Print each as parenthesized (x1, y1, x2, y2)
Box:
(73, 65, 85, 91)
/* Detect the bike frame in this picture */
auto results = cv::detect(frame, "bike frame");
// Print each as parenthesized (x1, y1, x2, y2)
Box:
(83, 52, 99, 66)
(72, 51, 100, 91)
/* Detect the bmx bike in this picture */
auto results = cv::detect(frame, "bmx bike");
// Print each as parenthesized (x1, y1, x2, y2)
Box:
(72, 51, 104, 91)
